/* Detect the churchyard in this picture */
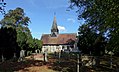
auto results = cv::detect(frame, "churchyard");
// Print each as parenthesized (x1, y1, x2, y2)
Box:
(0, 51, 119, 72)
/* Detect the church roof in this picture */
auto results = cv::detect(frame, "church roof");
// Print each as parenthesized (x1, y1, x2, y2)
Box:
(41, 33, 77, 45)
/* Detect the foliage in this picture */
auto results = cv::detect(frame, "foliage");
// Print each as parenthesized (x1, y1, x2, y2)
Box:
(33, 38, 43, 51)
(0, 7, 42, 59)
(0, 26, 17, 59)
(0, 0, 6, 15)
(70, 0, 119, 55)
(0, 7, 31, 50)
(16, 26, 27, 50)
(77, 24, 106, 55)
(1, 7, 30, 27)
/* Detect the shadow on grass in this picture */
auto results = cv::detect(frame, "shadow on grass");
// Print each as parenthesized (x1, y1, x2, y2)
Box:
(47, 52, 77, 72)
(0, 59, 45, 72)
(48, 60, 77, 72)
(90, 64, 116, 72)
(48, 53, 119, 72)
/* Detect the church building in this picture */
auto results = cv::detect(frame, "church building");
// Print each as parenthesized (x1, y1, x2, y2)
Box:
(41, 16, 77, 53)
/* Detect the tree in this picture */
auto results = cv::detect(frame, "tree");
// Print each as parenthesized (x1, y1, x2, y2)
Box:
(77, 24, 106, 55)
(0, 0, 6, 15)
(70, 0, 119, 55)
(33, 38, 42, 52)
(0, 7, 43, 58)
(78, 24, 97, 54)
(0, 26, 17, 59)
(0, 7, 31, 58)
(1, 7, 30, 27)
(16, 25, 27, 50)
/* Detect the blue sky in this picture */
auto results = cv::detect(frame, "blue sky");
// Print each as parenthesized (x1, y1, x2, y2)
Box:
(0, 0, 84, 39)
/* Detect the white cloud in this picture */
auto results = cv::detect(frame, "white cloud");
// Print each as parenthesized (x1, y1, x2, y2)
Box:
(67, 18, 75, 23)
(58, 26, 66, 31)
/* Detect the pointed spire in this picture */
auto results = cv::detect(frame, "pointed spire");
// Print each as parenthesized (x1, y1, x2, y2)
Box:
(51, 13, 59, 36)
(52, 13, 58, 30)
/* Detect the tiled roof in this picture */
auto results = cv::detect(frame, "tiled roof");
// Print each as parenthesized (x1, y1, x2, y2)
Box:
(41, 33, 77, 45)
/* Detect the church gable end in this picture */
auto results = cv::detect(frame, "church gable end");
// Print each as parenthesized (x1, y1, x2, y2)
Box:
(41, 15, 77, 53)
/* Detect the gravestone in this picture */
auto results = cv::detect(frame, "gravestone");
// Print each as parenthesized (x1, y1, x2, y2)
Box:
(19, 50, 25, 61)
(77, 54, 79, 72)
(38, 50, 41, 53)
(45, 52, 48, 62)
(13, 53, 17, 61)
(54, 51, 56, 57)
(58, 52, 61, 63)
(43, 52, 48, 62)
(33, 54, 44, 61)
(13, 53, 16, 58)
(27, 51, 29, 56)
(2, 54, 4, 62)
(35, 50, 38, 54)
(109, 51, 114, 68)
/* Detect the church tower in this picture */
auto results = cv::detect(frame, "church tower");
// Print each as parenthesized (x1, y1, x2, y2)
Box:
(51, 15, 59, 37)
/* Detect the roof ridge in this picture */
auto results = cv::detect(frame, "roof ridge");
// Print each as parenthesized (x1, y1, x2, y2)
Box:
(42, 34, 50, 35)
(41, 34, 50, 36)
